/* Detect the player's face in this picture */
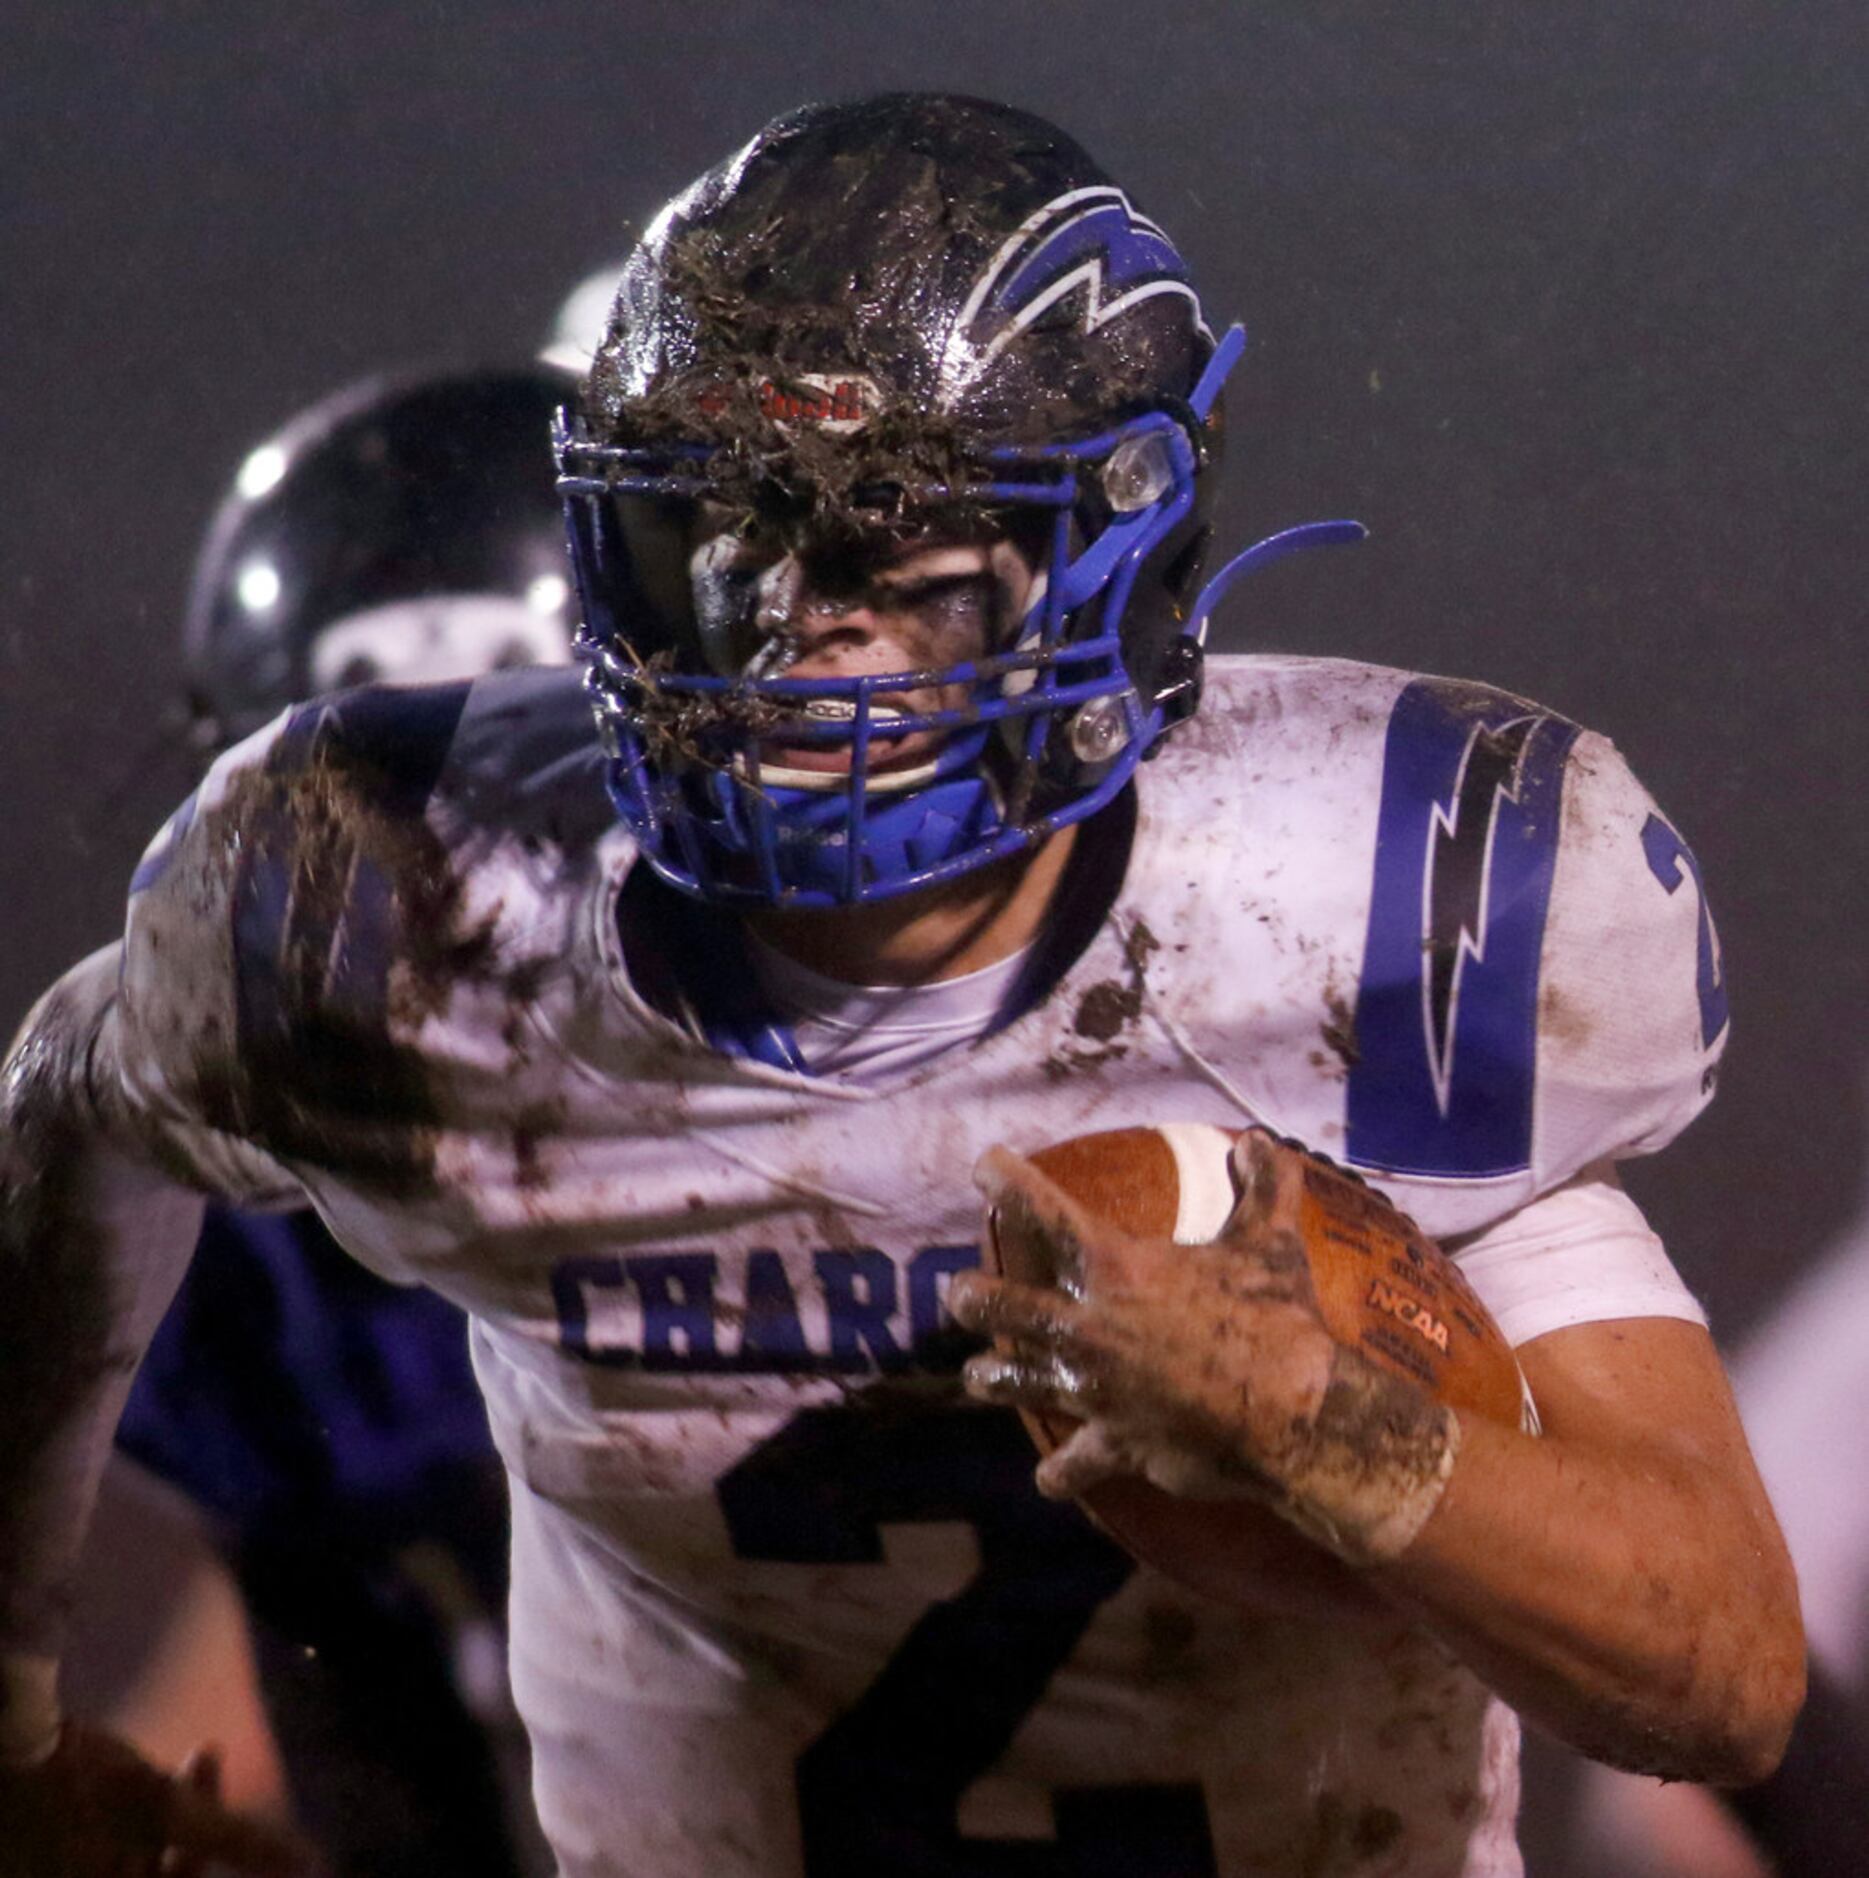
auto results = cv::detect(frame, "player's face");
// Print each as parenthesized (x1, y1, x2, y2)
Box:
(687, 516, 1038, 778)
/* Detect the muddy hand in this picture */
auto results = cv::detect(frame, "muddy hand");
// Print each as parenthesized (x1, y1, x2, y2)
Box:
(954, 1146, 1337, 1500)
(953, 1142, 1461, 1562)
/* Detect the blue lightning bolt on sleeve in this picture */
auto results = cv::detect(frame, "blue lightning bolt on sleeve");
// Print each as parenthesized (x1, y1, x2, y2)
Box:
(1347, 679, 1580, 1179)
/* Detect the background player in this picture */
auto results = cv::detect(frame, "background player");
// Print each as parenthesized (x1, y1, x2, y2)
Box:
(106, 362, 575, 1877)
(0, 95, 1802, 1876)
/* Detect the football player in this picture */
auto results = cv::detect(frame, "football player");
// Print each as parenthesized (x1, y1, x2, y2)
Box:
(0, 95, 1801, 1878)
(116, 361, 575, 1878)
(541, 260, 628, 376)
(182, 363, 578, 748)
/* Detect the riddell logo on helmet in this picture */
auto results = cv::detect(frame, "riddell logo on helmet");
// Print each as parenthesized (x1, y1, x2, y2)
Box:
(696, 373, 877, 436)
(759, 377, 869, 428)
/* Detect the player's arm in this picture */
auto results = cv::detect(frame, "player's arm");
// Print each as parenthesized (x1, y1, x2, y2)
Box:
(1349, 722, 1803, 1781)
(1, 948, 209, 1758)
(0, 938, 311, 1873)
(1374, 1312, 1801, 1788)
(953, 1144, 1802, 1789)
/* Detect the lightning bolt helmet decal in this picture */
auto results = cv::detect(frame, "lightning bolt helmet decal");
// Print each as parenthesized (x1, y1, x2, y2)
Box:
(940, 186, 1214, 398)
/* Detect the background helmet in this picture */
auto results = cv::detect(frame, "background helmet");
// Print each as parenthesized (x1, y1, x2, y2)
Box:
(186, 364, 580, 751)
(542, 260, 630, 376)
(561, 93, 1255, 907)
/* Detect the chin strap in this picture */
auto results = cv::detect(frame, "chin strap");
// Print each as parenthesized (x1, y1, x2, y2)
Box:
(1187, 518, 1368, 646)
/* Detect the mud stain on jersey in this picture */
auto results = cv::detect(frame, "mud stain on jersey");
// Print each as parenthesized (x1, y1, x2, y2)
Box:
(807, 1202, 866, 1251)
(512, 1097, 569, 1196)
(1538, 980, 1594, 1051)
(1321, 987, 1361, 1071)
(1047, 1029, 1131, 1079)
(500, 956, 554, 1061)
(1072, 980, 1138, 1043)
(1056, 916, 1160, 1072)
(1557, 734, 1618, 852)
(157, 737, 512, 1198)
(1125, 917, 1162, 980)
(1169, 696, 1255, 761)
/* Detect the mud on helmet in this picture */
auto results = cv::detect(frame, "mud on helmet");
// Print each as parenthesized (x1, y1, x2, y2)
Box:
(559, 93, 1357, 906)
(187, 365, 580, 751)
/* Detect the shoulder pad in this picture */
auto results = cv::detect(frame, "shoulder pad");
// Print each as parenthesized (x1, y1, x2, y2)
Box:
(119, 684, 477, 1192)
(118, 671, 611, 1198)
(1343, 676, 1725, 1191)
(1122, 660, 1722, 1233)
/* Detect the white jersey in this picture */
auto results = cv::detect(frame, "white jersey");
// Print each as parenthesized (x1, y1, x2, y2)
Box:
(114, 655, 1725, 1878)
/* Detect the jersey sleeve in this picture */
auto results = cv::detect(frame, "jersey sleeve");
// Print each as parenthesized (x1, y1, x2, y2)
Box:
(1528, 729, 1729, 1182)
(1448, 1160, 1708, 1347)
(1337, 673, 1730, 1235)
(113, 679, 495, 1210)
(111, 716, 309, 1208)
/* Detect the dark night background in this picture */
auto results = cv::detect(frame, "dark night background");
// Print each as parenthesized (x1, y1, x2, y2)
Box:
(3, 4, 1864, 1869)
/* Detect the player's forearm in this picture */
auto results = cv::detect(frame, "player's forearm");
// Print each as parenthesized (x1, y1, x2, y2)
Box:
(0, 956, 207, 1750)
(1374, 1408, 1804, 1786)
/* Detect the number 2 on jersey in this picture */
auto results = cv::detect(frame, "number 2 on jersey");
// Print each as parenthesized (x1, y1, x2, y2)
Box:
(718, 1402, 1217, 1876)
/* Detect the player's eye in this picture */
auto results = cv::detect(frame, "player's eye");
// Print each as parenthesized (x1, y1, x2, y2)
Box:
(881, 573, 999, 635)
(690, 535, 775, 674)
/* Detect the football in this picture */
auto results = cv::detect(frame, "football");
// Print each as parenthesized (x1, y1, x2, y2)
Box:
(984, 1123, 1532, 1610)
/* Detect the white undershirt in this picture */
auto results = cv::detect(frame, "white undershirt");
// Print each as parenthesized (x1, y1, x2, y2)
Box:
(743, 932, 1034, 1082)
(1447, 1162, 1706, 1348)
